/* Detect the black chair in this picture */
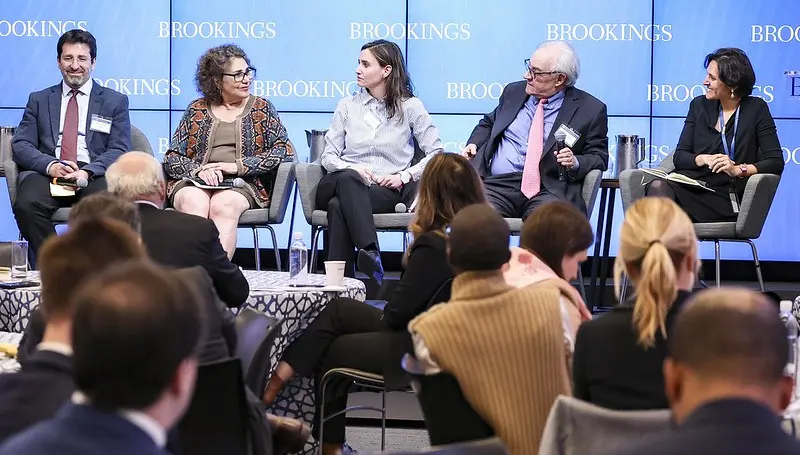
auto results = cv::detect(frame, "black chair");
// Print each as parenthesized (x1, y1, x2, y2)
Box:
(235, 308, 285, 396)
(401, 354, 494, 447)
(373, 438, 508, 455)
(177, 358, 252, 455)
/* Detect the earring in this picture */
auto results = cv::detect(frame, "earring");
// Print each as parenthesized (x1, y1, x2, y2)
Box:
(730, 90, 735, 99)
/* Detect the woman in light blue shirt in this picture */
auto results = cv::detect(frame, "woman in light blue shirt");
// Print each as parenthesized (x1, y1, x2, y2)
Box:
(318, 39, 444, 283)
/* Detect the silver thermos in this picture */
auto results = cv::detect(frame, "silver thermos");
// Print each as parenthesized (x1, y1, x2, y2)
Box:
(614, 135, 647, 177)
(305, 129, 327, 163)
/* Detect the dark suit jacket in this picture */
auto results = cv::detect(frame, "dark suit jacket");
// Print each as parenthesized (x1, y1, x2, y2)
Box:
(0, 403, 168, 455)
(0, 349, 74, 444)
(171, 267, 236, 364)
(572, 290, 692, 410)
(673, 95, 784, 196)
(11, 82, 131, 177)
(138, 203, 249, 308)
(610, 399, 800, 455)
(467, 83, 608, 213)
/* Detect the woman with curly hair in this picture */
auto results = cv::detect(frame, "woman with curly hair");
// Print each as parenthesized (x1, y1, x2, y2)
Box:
(164, 44, 294, 257)
(263, 153, 484, 455)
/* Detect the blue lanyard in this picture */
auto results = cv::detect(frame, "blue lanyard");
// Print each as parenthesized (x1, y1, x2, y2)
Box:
(719, 106, 740, 160)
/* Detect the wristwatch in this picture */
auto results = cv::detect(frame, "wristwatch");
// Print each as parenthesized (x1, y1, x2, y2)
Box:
(738, 164, 748, 178)
(400, 171, 412, 184)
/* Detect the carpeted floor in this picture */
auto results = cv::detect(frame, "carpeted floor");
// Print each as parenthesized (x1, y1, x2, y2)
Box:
(345, 426, 430, 453)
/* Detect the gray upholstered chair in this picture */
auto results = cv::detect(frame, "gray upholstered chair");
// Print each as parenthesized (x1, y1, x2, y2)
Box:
(236, 153, 297, 271)
(3, 124, 153, 232)
(619, 153, 780, 290)
(505, 169, 603, 300)
(537, 396, 671, 455)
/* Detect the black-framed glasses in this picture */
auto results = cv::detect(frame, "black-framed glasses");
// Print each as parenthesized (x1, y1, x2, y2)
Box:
(223, 67, 256, 82)
(524, 59, 559, 80)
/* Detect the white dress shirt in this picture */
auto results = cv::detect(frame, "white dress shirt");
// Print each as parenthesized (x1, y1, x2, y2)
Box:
(55, 78, 93, 165)
(320, 90, 444, 181)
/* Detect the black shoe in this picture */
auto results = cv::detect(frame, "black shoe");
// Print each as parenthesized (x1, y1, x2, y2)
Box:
(357, 249, 384, 285)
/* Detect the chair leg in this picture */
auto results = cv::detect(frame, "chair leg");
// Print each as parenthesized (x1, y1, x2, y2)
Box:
(577, 268, 588, 308)
(380, 389, 387, 451)
(252, 227, 261, 271)
(619, 273, 630, 304)
(318, 373, 329, 449)
(714, 240, 721, 288)
(402, 231, 409, 251)
(746, 239, 765, 292)
(265, 226, 281, 271)
(310, 227, 324, 273)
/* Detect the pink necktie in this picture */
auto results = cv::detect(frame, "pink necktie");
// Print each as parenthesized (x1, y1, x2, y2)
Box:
(61, 89, 79, 163)
(521, 98, 547, 198)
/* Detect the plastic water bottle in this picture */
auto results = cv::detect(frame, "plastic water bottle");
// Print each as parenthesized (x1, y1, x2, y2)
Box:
(289, 232, 308, 285)
(780, 301, 800, 393)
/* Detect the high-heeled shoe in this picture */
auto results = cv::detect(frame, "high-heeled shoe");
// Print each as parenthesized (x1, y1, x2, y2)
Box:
(262, 374, 286, 406)
(321, 443, 343, 455)
(266, 414, 311, 455)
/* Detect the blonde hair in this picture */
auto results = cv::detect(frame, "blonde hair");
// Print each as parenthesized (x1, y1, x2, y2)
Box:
(614, 197, 697, 348)
(106, 152, 165, 201)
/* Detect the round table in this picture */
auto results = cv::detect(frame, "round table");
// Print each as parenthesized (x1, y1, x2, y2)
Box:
(0, 270, 365, 455)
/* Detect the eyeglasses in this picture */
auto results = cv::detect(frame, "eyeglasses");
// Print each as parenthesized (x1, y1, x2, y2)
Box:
(524, 59, 560, 80)
(223, 67, 257, 82)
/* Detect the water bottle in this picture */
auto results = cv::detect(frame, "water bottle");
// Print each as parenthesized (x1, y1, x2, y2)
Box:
(289, 232, 308, 285)
(780, 301, 800, 393)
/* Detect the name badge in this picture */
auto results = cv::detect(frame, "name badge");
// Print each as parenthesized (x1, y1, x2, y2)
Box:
(363, 110, 381, 130)
(89, 114, 112, 134)
(555, 123, 580, 148)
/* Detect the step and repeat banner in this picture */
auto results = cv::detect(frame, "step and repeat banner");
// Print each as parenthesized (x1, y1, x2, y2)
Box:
(0, 0, 797, 261)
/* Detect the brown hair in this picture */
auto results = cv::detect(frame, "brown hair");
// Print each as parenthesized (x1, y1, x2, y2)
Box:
(361, 40, 413, 120)
(38, 219, 146, 321)
(519, 201, 594, 278)
(195, 43, 251, 104)
(408, 153, 485, 244)
(614, 197, 697, 348)
(69, 192, 141, 234)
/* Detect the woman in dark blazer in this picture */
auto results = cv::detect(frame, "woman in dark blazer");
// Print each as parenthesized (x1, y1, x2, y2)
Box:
(572, 198, 699, 410)
(262, 153, 485, 455)
(646, 47, 784, 222)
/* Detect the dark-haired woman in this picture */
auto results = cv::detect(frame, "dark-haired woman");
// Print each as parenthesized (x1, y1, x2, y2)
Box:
(318, 39, 444, 282)
(646, 47, 783, 222)
(164, 44, 294, 257)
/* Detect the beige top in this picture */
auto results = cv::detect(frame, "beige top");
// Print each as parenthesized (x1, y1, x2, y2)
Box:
(207, 120, 237, 163)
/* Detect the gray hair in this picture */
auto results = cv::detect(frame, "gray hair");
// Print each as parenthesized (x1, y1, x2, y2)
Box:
(106, 151, 165, 201)
(537, 40, 580, 87)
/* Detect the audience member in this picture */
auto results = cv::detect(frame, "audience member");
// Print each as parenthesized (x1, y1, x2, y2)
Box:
(0, 260, 205, 455)
(409, 204, 571, 455)
(572, 197, 698, 410)
(263, 153, 484, 455)
(11, 29, 131, 263)
(107, 151, 249, 307)
(164, 44, 294, 258)
(0, 220, 145, 443)
(609, 288, 800, 455)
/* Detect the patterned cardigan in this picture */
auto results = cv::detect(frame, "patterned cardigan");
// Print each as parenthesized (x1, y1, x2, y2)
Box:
(164, 96, 294, 208)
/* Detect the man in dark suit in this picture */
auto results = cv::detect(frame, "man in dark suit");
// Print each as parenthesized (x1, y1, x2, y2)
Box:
(11, 29, 131, 260)
(609, 288, 800, 455)
(0, 219, 146, 444)
(463, 40, 608, 218)
(0, 260, 205, 455)
(105, 151, 249, 307)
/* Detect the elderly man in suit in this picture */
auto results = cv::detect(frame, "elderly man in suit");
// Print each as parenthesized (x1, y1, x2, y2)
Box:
(0, 219, 146, 444)
(609, 288, 800, 455)
(0, 260, 204, 455)
(463, 40, 607, 218)
(11, 29, 131, 261)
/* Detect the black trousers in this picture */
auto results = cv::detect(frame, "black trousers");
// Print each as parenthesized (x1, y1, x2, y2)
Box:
(13, 170, 107, 266)
(483, 172, 559, 220)
(315, 169, 417, 277)
(281, 297, 407, 444)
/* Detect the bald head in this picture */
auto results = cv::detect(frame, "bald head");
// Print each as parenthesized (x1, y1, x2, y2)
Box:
(447, 204, 510, 273)
(106, 151, 165, 203)
(669, 288, 787, 385)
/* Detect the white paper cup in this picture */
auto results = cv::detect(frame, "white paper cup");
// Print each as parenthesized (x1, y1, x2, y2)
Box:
(324, 261, 346, 287)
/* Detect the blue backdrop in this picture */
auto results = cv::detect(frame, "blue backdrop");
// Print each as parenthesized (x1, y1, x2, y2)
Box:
(0, 0, 797, 261)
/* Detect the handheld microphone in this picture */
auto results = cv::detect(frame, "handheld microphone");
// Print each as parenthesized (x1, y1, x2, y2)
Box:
(554, 130, 567, 182)
(216, 178, 246, 188)
(394, 202, 407, 213)
(54, 177, 88, 188)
